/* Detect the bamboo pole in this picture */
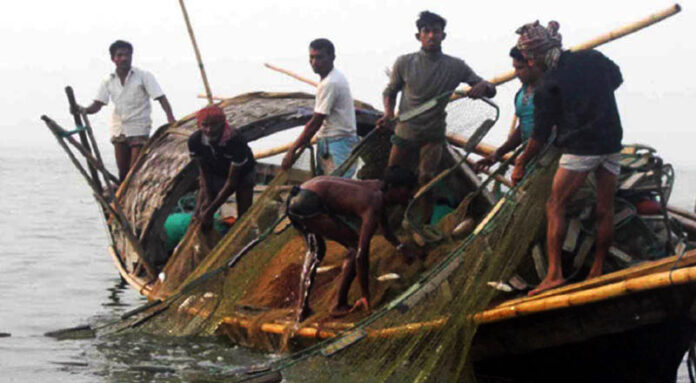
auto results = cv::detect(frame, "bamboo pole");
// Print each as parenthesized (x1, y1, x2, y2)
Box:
(178, 0, 214, 104)
(264, 63, 318, 87)
(451, 4, 681, 100)
(496, 249, 696, 308)
(668, 205, 696, 222)
(252, 136, 319, 160)
(474, 260, 696, 324)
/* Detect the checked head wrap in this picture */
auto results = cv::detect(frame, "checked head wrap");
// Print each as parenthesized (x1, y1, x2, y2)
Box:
(516, 20, 563, 69)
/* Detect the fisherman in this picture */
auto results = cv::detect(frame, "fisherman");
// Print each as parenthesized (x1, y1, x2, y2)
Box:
(188, 105, 256, 230)
(281, 38, 359, 177)
(474, 46, 543, 171)
(510, 21, 624, 295)
(287, 166, 418, 320)
(76, 40, 176, 182)
(376, 11, 496, 223)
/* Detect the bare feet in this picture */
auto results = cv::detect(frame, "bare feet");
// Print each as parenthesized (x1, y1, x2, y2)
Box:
(329, 304, 353, 318)
(528, 277, 566, 296)
(330, 297, 371, 318)
(586, 263, 604, 279)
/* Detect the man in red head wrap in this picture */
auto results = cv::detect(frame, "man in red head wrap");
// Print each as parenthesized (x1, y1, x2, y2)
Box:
(187, 105, 256, 229)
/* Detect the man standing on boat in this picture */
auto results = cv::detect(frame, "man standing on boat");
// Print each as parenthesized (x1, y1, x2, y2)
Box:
(475, 46, 543, 171)
(511, 21, 624, 295)
(76, 40, 176, 182)
(376, 11, 496, 223)
(286, 166, 418, 320)
(281, 38, 359, 177)
(188, 105, 256, 230)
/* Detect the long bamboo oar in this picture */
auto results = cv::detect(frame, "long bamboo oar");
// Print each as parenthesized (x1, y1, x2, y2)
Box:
(178, 0, 213, 104)
(452, 3, 681, 99)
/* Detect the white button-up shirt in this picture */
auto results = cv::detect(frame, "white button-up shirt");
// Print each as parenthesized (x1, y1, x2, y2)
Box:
(95, 67, 165, 138)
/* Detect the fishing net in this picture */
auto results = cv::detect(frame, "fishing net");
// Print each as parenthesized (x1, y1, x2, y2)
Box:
(95, 94, 560, 382)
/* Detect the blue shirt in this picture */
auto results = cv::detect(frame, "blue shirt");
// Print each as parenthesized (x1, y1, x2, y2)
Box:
(514, 84, 535, 142)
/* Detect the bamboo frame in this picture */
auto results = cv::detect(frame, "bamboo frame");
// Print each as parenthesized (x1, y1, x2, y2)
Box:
(42, 116, 157, 280)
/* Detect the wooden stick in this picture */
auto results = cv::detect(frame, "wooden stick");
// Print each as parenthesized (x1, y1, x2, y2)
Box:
(451, 4, 681, 100)
(197, 94, 226, 101)
(252, 136, 318, 160)
(42, 116, 157, 280)
(264, 63, 318, 87)
(668, 205, 696, 222)
(178, 0, 214, 104)
(65, 86, 103, 194)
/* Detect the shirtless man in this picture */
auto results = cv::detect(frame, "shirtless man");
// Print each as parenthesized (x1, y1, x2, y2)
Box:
(78, 40, 176, 182)
(287, 166, 418, 320)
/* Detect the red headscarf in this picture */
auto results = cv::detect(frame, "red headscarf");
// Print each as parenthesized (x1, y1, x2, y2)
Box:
(196, 105, 228, 129)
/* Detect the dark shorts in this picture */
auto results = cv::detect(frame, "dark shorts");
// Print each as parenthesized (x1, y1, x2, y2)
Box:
(111, 134, 149, 147)
(208, 168, 256, 196)
(389, 135, 444, 184)
(287, 187, 326, 220)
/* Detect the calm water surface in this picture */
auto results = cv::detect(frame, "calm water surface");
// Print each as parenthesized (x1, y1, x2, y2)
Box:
(0, 143, 694, 382)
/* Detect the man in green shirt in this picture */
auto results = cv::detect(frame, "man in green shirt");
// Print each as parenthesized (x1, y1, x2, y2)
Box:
(376, 11, 495, 222)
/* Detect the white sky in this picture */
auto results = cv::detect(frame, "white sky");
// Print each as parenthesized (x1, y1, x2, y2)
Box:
(1, 0, 695, 167)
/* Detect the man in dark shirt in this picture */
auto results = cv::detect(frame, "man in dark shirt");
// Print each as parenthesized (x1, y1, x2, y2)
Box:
(188, 105, 256, 230)
(511, 21, 624, 295)
(287, 166, 418, 320)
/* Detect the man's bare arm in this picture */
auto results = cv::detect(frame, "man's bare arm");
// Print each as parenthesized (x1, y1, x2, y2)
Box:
(73, 100, 105, 115)
(475, 127, 522, 172)
(375, 94, 397, 129)
(193, 161, 212, 218)
(156, 95, 176, 124)
(355, 207, 380, 309)
(281, 113, 326, 170)
(511, 137, 543, 185)
(200, 164, 244, 226)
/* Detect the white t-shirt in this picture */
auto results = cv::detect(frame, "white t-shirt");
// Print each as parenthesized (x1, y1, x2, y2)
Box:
(314, 68, 357, 139)
(95, 67, 165, 138)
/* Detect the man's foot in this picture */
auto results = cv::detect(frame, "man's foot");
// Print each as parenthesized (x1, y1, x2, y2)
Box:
(528, 277, 566, 296)
(329, 304, 353, 318)
(586, 264, 604, 279)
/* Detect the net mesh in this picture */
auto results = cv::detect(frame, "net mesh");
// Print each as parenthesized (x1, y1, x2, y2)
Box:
(100, 96, 559, 382)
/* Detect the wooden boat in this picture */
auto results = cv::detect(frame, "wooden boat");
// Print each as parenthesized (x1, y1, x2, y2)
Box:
(86, 89, 696, 382)
(43, 5, 694, 381)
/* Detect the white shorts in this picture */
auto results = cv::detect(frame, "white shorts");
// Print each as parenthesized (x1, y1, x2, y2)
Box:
(559, 152, 622, 176)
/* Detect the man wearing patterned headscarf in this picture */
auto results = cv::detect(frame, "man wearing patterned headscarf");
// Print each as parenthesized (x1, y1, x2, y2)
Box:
(511, 21, 625, 296)
(187, 105, 256, 230)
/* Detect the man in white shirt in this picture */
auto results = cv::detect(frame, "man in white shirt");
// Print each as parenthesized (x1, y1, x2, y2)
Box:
(77, 40, 176, 182)
(281, 38, 359, 177)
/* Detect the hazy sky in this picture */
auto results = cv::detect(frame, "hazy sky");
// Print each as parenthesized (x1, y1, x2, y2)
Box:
(2, 0, 694, 167)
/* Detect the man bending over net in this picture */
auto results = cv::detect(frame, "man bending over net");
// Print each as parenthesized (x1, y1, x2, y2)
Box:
(287, 166, 418, 320)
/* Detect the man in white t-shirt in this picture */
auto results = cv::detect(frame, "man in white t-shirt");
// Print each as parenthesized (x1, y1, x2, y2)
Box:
(77, 40, 176, 182)
(281, 38, 359, 177)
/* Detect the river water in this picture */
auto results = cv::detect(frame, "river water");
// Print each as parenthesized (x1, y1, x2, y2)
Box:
(0, 142, 694, 382)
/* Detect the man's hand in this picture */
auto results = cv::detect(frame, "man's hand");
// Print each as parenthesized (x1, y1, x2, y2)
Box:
(199, 208, 215, 231)
(474, 152, 499, 173)
(375, 113, 395, 130)
(467, 81, 494, 99)
(281, 149, 296, 171)
(511, 160, 526, 186)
